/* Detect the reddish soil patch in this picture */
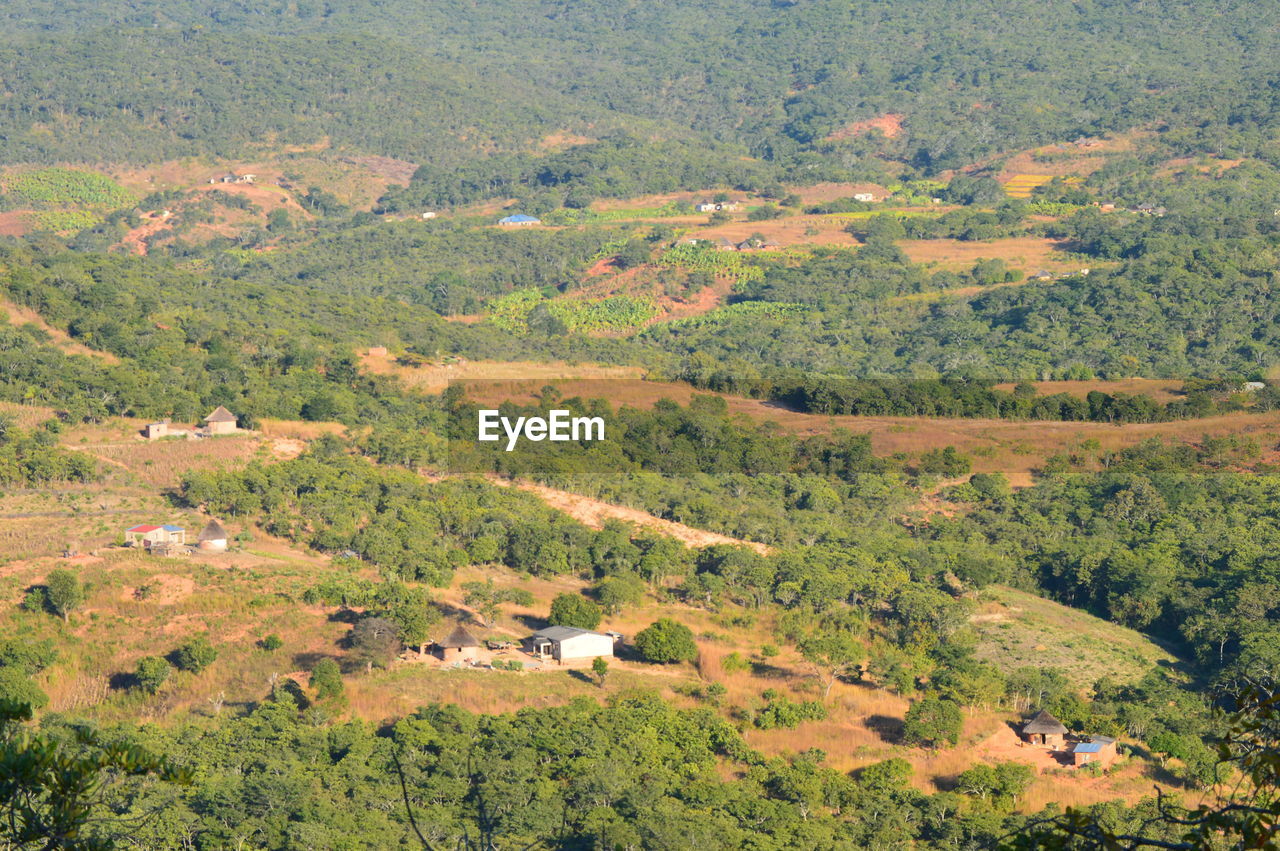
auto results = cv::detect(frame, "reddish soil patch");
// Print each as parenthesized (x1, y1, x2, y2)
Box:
(585, 257, 618, 277)
(338, 154, 418, 186)
(786, 182, 890, 204)
(539, 131, 596, 150)
(120, 210, 174, 256)
(0, 211, 31, 237)
(825, 113, 903, 142)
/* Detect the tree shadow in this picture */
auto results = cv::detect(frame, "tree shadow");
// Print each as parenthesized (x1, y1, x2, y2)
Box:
(328, 607, 361, 624)
(292, 651, 337, 671)
(748, 661, 791, 679)
(108, 671, 139, 692)
(434, 601, 473, 623)
(566, 669, 593, 685)
(514, 613, 549, 631)
(865, 714, 904, 743)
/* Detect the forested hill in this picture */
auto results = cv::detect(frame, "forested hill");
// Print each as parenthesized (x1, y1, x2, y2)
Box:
(2, 0, 1279, 169)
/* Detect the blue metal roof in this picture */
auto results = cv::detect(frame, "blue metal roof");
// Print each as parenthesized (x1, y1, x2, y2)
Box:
(161, 524, 184, 532)
(500, 213, 539, 223)
(1073, 742, 1103, 753)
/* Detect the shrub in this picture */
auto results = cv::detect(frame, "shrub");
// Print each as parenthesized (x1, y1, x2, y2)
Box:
(549, 593, 602, 630)
(135, 656, 170, 694)
(174, 636, 218, 674)
(311, 658, 344, 700)
(634, 618, 697, 664)
(260, 634, 284, 652)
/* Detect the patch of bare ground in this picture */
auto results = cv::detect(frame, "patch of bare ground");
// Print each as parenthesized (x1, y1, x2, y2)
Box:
(539, 131, 596, 150)
(360, 352, 645, 394)
(688, 213, 863, 248)
(824, 113, 904, 142)
(897, 236, 1077, 273)
(0, 211, 31, 237)
(495, 477, 772, 554)
(0, 299, 120, 362)
(785, 181, 891, 204)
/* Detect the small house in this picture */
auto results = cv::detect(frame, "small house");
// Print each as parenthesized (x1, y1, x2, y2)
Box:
(144, 420, 171, 440)
(716, 238, 738, 251)
(197, 519, 229, 553)
(218, 172, 238, 184)
(1244, 381, 1267, 392)
(203, 406, 238, 435)
(853, 192, 877, 203)
(421, 211, 437, 220)
(696, 201, 739, 213)
(1021, 710, 1068, 749)
(1031, 269, 1053, 281)
(1071, 735, 1118, 767)
(527, 626, 615, 662)
(236, 174, 256, 184)
(367, 346, 389, 357)
(437, 624, 482, 662)
(125, 524, 186, 550)
(760, 238, 781, 250)
(499, 213, 540, 226)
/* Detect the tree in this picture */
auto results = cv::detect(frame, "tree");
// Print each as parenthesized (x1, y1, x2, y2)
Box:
(260, 633, 283, 652)
(135, 656, 170, 694)
(634, 619, 697, 664)
(901, 694, 963, 749)
(594, 574, 644, 614)
(174, 636, 218, 674)
(798, 631, 863, 699)
(592, 656, 609, 689)
(857, 758, 912, 793)
(44, 569, 83, 623)
(0, 699, 187, 849)
(350, 616, 402, 674)
(548, 593, 602, 630)
(462, 580, 534, 627)
(311, 658, 344, 701)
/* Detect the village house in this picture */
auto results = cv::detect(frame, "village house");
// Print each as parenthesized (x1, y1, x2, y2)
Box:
(421, 211, 437, 219)
(203, 406, 238, 435)
(1020, 709, 1067, 748)
(1071, 735, 1118, 768)
(366, 345, 389, 357)
(853, 192, 877, 203)
(499, 213, 540, 226)
(696, 201, 740, 213)
(124, 524, 186, 550)
(527, 626, 615, 662)
(144, 420, 171, 440)
(437, 624, 483, 662)
(716, 238, 738, 251)
(197, 520, 229, 553)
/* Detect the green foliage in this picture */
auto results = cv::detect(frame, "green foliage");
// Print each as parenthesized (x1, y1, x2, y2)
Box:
(173, 636, 218, 674)
(634, 618, 698, 663)
(310, 659, 344, 701)
(658, 242, 765, 283)
(43, 569, 83, 623)
(752, 689, 827, 729)
(548, 593, 602, 630)
(260, 633, 284, 652)
(2, 168, 133, 210)
(349, 616, 402, 673)
(134, 656, 170, 694)
(902, 695, 963, 749)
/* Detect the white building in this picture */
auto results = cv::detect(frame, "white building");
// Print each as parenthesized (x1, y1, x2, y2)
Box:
(853, 193, 877, 202)
(527, 626, 615, 662)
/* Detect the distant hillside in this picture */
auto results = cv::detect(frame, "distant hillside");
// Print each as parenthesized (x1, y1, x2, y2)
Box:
(0, 0, 1276, 172)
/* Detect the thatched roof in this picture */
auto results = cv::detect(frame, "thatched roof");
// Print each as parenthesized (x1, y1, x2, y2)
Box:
(198, 519, 228, 542)
(204, 405, 236, 423)
(440, 624, 480, 648)
(1022, 709, 1067, 735)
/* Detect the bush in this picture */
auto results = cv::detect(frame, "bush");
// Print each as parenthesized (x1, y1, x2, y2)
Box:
(135, 656, 171, 694)
(174, 636, 218, 674)
(634, 618, 698, 664)
(902, 694, 963, 749)
(260, 634, 284, 652)
(311, 658, 344, 700)
(549, 593, 602, 630)
(0, 667, 48, 709)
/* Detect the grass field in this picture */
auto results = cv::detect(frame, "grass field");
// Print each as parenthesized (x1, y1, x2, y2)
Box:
(972, 586, 1181, 689)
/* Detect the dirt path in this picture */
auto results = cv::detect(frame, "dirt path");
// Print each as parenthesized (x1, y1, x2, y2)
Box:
(498, 478, 772, 554)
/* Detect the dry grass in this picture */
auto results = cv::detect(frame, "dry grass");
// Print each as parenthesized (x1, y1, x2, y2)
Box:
(972, 586, 1179, 689)
(361, 353, 645, 394)
(897, 236, 1076, 273)
(79, 435, 265, 488)
(0, 400, 57, 429)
